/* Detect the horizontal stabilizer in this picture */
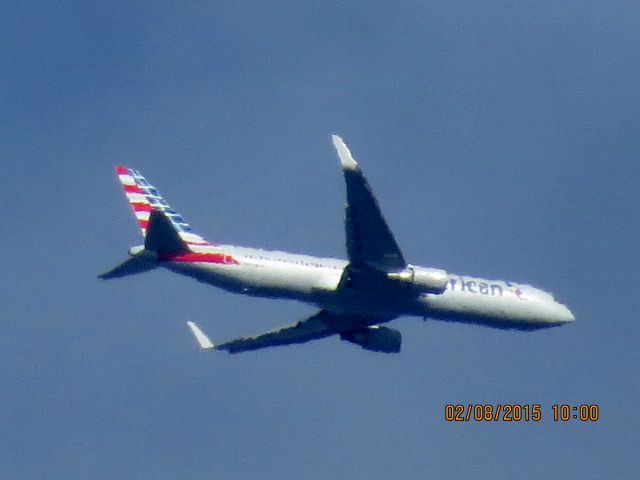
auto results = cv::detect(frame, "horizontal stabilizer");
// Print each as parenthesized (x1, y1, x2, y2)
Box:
(98, 256, 156, 280)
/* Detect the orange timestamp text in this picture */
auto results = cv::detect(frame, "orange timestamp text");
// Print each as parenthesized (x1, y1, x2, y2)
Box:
(444, 404, 600, 422)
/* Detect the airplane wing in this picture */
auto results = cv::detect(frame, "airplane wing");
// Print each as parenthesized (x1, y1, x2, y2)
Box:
(188, 311, 335, 354)
(332, 135, 406, 271)
(187, 310, 377, 354)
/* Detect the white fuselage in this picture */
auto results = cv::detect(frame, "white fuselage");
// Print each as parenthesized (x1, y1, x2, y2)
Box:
(158, 243, 574, 331)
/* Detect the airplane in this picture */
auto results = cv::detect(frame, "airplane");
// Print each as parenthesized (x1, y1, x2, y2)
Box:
(100, 135, 574, 354)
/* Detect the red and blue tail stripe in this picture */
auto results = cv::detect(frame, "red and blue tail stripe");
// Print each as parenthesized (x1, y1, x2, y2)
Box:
(115, 165, 211, 246)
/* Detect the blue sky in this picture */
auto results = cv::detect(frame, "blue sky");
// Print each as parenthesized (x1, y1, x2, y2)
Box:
(1, 1, 638, 478)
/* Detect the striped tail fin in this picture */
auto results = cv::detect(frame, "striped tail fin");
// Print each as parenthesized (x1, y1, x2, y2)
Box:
(115, 166, 211, 247)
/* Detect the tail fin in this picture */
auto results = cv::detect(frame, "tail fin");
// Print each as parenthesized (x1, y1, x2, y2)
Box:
(144, 209, 188, 253)
(115, 166, 211, 246)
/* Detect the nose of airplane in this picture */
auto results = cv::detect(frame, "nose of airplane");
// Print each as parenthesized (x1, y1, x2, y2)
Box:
(554, 302, 575, 324)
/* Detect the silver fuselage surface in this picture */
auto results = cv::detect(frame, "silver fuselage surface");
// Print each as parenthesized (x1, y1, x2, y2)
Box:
(162, 243, 574, 331)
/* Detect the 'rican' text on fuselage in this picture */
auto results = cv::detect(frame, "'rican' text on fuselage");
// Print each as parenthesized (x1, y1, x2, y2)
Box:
(447, 277, 504, 297)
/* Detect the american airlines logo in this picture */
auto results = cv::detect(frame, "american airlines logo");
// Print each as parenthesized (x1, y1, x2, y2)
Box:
(447, 278, 527, 300)
(447, 278, 504, 297)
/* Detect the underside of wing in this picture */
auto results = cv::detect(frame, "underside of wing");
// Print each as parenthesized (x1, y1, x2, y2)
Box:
(212, 310, 338, 354)
(187, 310, 402, 354)
(332, 135, 406, 271)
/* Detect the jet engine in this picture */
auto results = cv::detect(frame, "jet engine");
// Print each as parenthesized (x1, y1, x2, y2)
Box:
(386, 266, 448, 294)
(340, 326, 401, 353)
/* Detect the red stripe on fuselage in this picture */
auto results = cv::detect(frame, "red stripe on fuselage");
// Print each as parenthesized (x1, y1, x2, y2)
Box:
(158, 252, 239, 265)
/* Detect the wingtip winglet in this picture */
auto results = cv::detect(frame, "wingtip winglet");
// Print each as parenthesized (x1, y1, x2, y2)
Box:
(187, 321, 215, 350)
(331, 134, 358, 170)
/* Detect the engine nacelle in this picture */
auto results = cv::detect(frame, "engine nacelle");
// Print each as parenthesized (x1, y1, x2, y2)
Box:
(340, 326, 401, 353)
(386, 266, 448, 294)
